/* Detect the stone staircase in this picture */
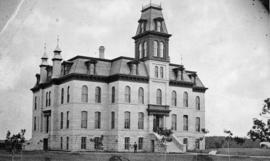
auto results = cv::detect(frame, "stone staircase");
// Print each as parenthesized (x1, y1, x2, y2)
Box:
(151, 132, 186, 153)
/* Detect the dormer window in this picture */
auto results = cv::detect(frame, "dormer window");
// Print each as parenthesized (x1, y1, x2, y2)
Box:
(62, 61, 73, 75)
(85, 59, 97, 75)
(140, 22, 145, 33)
(156, 21, 161, 32)
(127, 60, 138, 75)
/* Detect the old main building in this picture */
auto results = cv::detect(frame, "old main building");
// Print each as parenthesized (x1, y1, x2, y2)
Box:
(29, 4, 207, 152)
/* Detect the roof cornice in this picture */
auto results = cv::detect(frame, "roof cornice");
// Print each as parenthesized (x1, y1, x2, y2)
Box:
(132, 31, 171, 40)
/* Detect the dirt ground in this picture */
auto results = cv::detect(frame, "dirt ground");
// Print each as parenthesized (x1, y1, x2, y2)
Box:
(0, 150, 270, 161)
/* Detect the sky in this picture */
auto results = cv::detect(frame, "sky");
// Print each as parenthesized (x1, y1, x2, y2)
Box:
(0, 0, 269, 139)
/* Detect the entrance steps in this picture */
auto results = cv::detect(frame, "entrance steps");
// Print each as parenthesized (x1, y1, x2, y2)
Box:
(150, 132, 186, 153)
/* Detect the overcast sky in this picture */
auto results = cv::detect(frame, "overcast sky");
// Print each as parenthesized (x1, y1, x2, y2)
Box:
(0, 0, 269, 139)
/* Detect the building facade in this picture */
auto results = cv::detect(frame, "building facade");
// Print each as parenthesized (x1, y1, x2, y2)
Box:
(28, 4, 207, 152)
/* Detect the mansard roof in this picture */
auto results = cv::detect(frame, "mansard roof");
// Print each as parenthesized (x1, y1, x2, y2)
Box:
(31, 55, 207, 93)
(135, 3, 169, 36)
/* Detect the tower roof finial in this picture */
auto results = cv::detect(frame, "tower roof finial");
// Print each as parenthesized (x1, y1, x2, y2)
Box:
(40, 42, 49, 66)
(180, 54, 183, 65)
(41, 42, 48, 59)
(54, 35, 62, 52)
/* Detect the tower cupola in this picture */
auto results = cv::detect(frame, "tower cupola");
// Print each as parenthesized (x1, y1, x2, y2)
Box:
(133, 3, 171, 62)
(52, 36, 63, 79)
(39, 43, 49, 84)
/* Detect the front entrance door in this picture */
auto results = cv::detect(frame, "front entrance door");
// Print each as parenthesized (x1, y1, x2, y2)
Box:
(151, 140, 155, 152)
(153, 115, 164, 132)
(43, 138, 48, 151)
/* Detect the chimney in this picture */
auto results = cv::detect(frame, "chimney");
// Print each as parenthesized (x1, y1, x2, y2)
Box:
(99, 46, 105, 58)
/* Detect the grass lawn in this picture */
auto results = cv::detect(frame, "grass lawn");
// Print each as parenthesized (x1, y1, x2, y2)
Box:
(204, 148, 270, 156)
(0, 149, 270, 161)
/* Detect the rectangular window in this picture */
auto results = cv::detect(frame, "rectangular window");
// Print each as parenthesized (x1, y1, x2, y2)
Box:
(183, 115, 188, 131)
(66, 137, 69, 150)
(138, 137, 143, 150)
(95, 112, 101, 129)
(124, 137, 130, 150)
(66, 111, 69, 129)
(60, 112, 63, 129)
(81, 137, 86, 149)
(111, 112, 115, 129)
(124, 112, 130, 129)
(60, 137, 63, 150)
(81, 111, 87, 128)
(34, 96, 37, 110)
(196, 117, 200, 132)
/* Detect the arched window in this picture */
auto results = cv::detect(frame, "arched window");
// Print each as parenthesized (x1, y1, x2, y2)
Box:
(196, 96, 200, 110)
(156, 89, 162, 105)
(60, 112, 63, 129)
(66, 111, 69, 128)
(95, 87, 101, 103)
(159, 42, 164, 57)
(160, 66, 164, 78)
(81, 85, 88, 103)
(67, 86, 70, 103)
(171, 91, 177, 106)
(81, 111, 87, 128)
(171, 114, 177, 130)
(112, 87, 115, 103)
(183, 115, 188, 131)
(138, 112, 144, 129)
(143, 41, 147, 57)
(34, 96, 37, 110)
(153, 41, 158, 57)
(34, 117, 37, 131)
(45, 92, 48, 106)
(61, 88, 64, 104)
(139, 43, 142, 58)
(156, 21, 161, 32)
(138, 87, 144, 104)
(48, 91, 51, 106)
(155, 66, 158, 78)
(95, 111, 101, 129)
(111, 111, 115, 129)
(124, 111, 130, 129)
(183, 92, 188, 107)
(125, 86, 131, 103)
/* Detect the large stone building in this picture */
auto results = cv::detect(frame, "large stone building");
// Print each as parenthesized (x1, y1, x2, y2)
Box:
(28, 4, 207, 152)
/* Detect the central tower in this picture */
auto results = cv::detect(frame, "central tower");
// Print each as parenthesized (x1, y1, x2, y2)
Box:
(133, 4, 171, 62)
